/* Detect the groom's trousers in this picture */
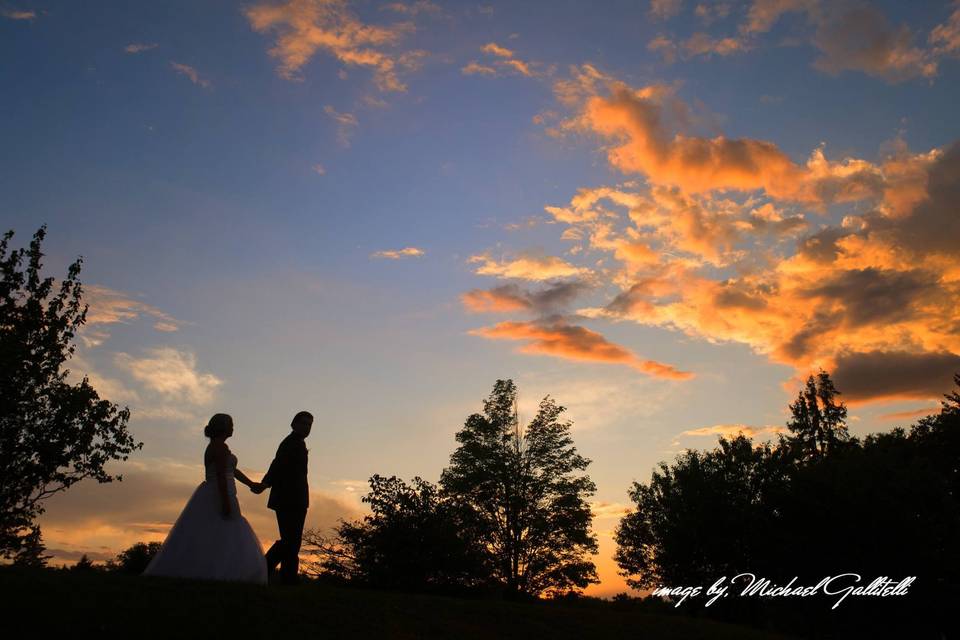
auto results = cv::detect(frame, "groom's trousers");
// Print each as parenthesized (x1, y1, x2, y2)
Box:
(265, 508, 307, 584)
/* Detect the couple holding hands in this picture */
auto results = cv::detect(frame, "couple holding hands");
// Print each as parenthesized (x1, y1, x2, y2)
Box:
(143, 411, 314, 585)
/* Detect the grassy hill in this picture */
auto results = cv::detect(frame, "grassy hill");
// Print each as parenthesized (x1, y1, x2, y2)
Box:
(0, 566, 791, 639)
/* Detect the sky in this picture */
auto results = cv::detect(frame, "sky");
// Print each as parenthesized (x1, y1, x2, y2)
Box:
(3, 0, 960, 597)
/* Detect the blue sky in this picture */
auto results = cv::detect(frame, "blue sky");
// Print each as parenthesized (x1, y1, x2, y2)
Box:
(4, 0, 960, 595)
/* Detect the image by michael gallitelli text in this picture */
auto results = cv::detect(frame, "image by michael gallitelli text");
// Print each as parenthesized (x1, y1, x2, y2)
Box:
(652, 573, 917, 609)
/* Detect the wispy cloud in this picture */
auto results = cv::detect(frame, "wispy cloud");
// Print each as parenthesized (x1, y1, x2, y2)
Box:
(380, 0, 440, 16)
(324, 105, 359, 147)
(679, 423, 786, 439)
(1, 7, 35, 20)
(469, 318, 692, 379)
(461, 61, 498, 76)
(462, 41, 539, 78)
(114, 347, 222, 406)
(245, 0, 427, 91)
(82, 285, 183, 344)
(649, 0, 683, 21)
(468, 252, 591, 281)
(877, 406, 942, 422)
(170, 62, 211, 88)
(648, 0, 955, 84)
(124, 43, 158, 54)
(371, 247, 425, 259)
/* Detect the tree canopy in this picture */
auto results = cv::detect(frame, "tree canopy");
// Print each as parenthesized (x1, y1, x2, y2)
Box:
(0, 226, 142, 557)
(440, 379, 599, 597)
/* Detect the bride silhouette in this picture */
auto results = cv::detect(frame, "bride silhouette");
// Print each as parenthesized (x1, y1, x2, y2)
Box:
(142, 413, 267, 583)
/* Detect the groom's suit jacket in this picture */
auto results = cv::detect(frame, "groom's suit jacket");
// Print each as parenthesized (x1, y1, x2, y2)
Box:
(262, 432, 309, 512)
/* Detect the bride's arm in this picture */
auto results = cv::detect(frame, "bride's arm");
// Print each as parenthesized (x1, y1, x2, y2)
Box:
(212, 443, 232, 518)
(234, 467, 256, 488)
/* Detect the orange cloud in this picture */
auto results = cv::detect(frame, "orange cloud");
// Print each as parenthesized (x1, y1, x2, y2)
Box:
(461, 61, 497, 76)
(538, 67, 960, 404)
(245, 0, 425, 91)
(464, 42, 539, 78)
(469, 319, 692, 379)
(680, 423, 786, 439)
(558, 75, 941, 212)
(469, 252, 592, 281)
(82, 285, 183, 343)
(930, 4, 960, 57)
(481, 42, 514, 58)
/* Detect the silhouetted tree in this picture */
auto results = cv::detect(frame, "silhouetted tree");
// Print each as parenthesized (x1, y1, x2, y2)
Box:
(72, 553, 96, 572)
(10, 525, 52, 567)
(303, 475, 491, 592)
(614, 371, 960, 637)
(440, 379, 599, 597)
(112, 541, 162, 574)
(784, 369, 850, 459)
(0, 226, 142, 557)
(614, 435, 788, 590)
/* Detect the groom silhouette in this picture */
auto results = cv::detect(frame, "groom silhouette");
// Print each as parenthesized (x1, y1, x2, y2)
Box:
(253, 411, 312, 585)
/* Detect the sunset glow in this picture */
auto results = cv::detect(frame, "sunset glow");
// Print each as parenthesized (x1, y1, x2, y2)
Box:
(3, 0, 959, 597)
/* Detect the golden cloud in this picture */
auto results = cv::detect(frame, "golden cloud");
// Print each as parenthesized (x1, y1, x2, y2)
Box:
(525, 65, 960, 403)
(114, 347, 223, 406)
(469, 319, 693, 379)
(463, 42, 538, 78)
(680, 423, 787, 439)
(469, 252, 592, 281)
(245, 0, 425, 91)
(370, 247, 425, 259)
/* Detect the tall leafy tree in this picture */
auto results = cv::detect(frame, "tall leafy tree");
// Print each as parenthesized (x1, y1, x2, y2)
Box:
(0, 226, 142, 556)
(440, 379, 598, 597)
(785, 369, 850, 459)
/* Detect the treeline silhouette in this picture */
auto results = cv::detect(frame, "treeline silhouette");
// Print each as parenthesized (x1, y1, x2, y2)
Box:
(295, 371, 960, 638)
(612, 370, 960, 638)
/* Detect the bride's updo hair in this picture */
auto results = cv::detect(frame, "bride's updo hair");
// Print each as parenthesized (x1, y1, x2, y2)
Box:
(204, 413, 233, 439)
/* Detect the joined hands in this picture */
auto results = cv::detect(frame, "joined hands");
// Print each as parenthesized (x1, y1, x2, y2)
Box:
(249, 482, 266, 495)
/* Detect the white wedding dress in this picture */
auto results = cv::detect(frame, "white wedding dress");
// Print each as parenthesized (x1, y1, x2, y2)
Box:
(143, 452, 267, 584)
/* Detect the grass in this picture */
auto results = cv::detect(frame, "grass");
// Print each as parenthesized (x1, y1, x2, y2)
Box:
(0, 566, 794, 639)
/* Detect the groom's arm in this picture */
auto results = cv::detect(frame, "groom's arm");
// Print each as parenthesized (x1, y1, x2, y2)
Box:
(260, 439, 289, 488)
